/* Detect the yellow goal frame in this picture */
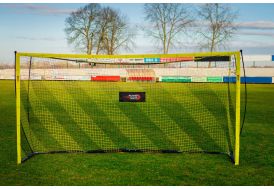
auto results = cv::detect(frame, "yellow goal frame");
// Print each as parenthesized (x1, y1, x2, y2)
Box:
(15, 51, 241, 165)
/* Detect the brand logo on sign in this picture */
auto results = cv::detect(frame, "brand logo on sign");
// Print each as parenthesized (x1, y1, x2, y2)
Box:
(127, 94, 141, 101)
(119, 92, 145, 102)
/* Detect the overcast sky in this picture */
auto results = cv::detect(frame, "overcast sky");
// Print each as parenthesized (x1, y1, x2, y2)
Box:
(0, 3, 274, 63)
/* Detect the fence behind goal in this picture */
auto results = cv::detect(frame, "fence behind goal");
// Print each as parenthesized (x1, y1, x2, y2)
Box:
(15, 52, 241, 165)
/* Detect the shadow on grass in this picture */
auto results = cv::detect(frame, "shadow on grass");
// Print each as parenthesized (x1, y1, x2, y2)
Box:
(32, 81, 100, 151)
(117, 102, 178, 150)
(20, 81, 63, 153)
(185, 83, 233, 154)
(66, 82, 136, 150)
(154, 84, 223, 152)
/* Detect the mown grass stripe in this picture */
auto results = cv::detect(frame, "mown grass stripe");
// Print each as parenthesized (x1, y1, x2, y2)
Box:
(29, 81, 82, 151)
(154, 83, 223, 152)
(187, 83, 234, 153)
(20, 81, 56, 152)
(166, 82, 230, 151)
(66, 82, 136, 150)
(112, 82, 178, 150)
(118, 82, 199, 151)
(36, 81, 103, 151)
(80, 82, 157, 150)
(55, 81, 117, 150)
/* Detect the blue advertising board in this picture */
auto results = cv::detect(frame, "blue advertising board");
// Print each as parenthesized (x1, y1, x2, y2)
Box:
(223, 76, 272, 83)
(144, 58, 160, 63)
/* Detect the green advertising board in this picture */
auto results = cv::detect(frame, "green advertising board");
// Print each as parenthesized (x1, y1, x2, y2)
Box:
(192, 77, 207, 82)
(206, 77, 223, 82)
(161, 76, 191, 82)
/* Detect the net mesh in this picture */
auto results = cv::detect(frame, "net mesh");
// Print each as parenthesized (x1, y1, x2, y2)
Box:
(19, 54, 237, 161)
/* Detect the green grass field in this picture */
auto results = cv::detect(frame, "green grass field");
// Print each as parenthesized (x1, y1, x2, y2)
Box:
(0, 80, 274, 185)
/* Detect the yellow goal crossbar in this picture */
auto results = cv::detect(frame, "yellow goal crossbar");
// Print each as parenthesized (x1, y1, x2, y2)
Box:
(16, 51, 239, 59)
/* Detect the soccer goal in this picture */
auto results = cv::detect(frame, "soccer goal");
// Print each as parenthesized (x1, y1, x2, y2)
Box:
(15, 51, 241, 165)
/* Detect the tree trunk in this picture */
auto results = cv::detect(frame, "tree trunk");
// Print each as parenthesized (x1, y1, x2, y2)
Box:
(87, 39, 92, 54)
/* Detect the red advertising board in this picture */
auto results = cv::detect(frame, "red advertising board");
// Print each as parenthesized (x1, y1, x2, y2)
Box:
(160, 57, 193, 62)
(91, 76, 120, 81)
(128, 77, 153, 81)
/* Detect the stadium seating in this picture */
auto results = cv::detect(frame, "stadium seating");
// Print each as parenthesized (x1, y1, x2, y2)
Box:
(126, 69, 156, 82)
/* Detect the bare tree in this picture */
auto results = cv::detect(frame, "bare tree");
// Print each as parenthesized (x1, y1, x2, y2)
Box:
(65, 4, 134, 55)
(98, 7, 135, 55)
(197, 3, 238, 52)
(65, 4, 101, 54)
(143, 3, 193, 54)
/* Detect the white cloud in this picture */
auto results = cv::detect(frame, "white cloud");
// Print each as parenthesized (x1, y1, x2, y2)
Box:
(0, 4, 75, 15)
(236, 31, 274, 37)
(236, 21, 274, 30)
(15, 36, 65, 41)
(190, 20, 274, 30)
(230, 39, 274, 48)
